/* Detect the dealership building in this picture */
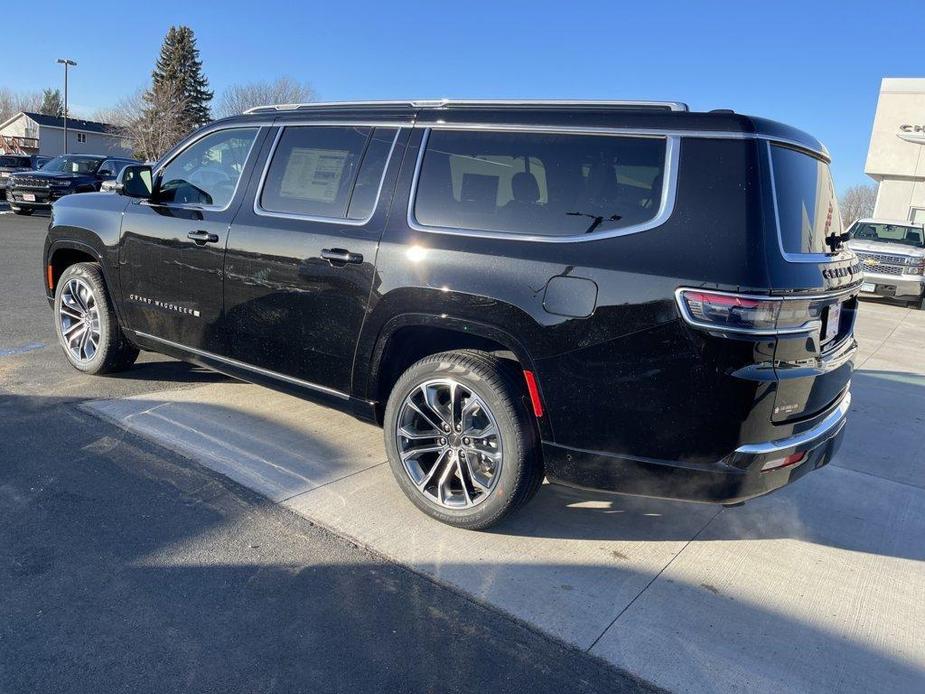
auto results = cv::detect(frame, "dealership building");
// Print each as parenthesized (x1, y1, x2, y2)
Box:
(866, 78, 925, 225)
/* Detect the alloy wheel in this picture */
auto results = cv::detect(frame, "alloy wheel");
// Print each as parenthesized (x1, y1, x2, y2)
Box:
(396, 379, 503, 509)
(58, 278, 101, 362)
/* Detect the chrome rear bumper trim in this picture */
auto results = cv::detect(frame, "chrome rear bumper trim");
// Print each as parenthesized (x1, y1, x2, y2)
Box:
(735, 391, 851, 456)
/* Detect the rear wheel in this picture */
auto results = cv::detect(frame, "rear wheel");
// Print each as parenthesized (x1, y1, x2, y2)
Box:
(384, 350, 543, 530)
(12, 207, 32, 216)
(54, 262, 139, 374)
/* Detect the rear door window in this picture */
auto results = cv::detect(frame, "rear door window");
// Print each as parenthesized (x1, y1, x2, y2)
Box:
(770, 144, 843, 255)
(412, 130, 668, 238)
(259, 126, 391, 219)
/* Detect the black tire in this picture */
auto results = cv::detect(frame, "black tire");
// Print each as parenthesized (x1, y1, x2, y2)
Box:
(384, 350, 543, 530)
(12, 207, 32, 216)
(53, 262, 139, 374)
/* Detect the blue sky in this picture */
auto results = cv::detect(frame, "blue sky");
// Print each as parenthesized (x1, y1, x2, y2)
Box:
(5, 0, 923, 191)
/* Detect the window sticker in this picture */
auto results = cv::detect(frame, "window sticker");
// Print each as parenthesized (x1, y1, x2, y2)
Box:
(279, 148, 350, 203)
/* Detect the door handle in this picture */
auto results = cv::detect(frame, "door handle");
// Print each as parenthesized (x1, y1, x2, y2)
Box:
(321, 248, 363, 265)
(187, 230, 219, 245)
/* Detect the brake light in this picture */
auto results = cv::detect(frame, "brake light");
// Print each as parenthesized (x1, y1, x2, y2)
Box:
(675, 289, 817, 335)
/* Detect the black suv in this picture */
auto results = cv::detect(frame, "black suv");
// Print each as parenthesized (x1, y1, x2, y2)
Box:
(0, 154, 32, 191)
(8, 154, 138, 215)
(44, 100, 860, 529)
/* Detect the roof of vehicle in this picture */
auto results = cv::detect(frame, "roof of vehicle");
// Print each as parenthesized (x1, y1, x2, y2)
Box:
(215, 99, 829, 159)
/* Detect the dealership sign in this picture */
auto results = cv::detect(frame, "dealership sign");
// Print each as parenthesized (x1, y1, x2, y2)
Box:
(897, 123, 925, 144)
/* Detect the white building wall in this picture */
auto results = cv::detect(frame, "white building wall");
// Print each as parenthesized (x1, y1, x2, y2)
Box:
(37, 126, 133, 158)
(865, 78, 925, 222)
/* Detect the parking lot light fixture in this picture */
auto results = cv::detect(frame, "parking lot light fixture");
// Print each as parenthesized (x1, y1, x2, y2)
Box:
(56, 58, 77, 154)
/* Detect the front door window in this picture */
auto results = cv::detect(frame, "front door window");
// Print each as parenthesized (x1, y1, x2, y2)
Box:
(157, 128, 258, 208)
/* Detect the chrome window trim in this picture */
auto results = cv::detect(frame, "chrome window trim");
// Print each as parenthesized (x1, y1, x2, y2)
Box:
(151, 125, 262, 214)
(673, 286, 860, 336)
(735, 391, 851, 456)
(252, 125, 400, 225)
(407, 127, 680, 244)
(766, 140, 842, 264)
(133, 331, 350, 400)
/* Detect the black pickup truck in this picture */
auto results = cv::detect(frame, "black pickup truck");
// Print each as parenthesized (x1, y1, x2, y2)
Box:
(6, 154, 138, 215)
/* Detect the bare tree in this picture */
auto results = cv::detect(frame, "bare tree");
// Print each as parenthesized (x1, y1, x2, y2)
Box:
(107, 83, 189, 162)
(840, 184, 878, 225)
(217, 77, 314, 117)
(0, 88, 44, 123)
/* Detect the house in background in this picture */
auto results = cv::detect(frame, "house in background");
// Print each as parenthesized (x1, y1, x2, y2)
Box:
(0, 112, 133, 158)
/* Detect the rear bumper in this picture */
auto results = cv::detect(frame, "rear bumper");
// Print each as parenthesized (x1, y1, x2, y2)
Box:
(860, 271, 925, 300)
(544, 391, 850, 504)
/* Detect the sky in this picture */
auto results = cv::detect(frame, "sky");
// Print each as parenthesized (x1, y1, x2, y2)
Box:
(4, 0, 923, 192)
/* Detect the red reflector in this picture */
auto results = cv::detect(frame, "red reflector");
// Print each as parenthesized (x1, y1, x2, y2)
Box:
(47, 264, 54, 290)
(523, 369, 543, 418)
(761, 451, 806, 472)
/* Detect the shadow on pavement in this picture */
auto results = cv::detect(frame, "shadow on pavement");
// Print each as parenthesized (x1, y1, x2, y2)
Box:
(1, 390, 922, 692)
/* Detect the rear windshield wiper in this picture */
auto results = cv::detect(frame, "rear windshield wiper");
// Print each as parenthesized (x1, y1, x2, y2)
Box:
(567, 211, 622, 234)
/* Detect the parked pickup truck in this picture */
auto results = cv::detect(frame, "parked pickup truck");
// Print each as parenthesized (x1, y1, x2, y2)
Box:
(846, 218, 925, 309)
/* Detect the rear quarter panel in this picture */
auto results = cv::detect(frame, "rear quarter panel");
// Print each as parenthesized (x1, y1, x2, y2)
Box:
(358, 131, 777, 463)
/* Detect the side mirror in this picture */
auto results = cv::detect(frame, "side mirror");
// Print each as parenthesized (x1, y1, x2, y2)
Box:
(114, 164, 154, 198)
(98, 169, 115, 179)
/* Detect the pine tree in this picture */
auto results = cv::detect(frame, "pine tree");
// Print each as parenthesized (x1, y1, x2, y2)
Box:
(150, 26, 213, 131)
(40, 88, 64, 118)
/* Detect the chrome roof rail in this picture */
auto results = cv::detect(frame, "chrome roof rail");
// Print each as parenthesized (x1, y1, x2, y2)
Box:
(243, 99, 689, 115)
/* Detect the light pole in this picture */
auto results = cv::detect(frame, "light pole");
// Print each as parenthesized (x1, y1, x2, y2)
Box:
(56, 58, 77, 154)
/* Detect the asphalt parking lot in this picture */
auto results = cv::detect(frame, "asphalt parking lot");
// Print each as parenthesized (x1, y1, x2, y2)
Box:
(3, 211, 924, 692)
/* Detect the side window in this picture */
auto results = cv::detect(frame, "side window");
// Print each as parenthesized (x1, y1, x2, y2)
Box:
(347, 128, 398, 220)
(259, 126, 372, 218)
(158, 128, 258, 208)
(99, 160, 119, 177)
(413, 130, 668, 237)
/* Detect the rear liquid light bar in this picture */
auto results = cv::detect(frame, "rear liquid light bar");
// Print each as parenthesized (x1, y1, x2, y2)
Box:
(675, 289, 820, 336)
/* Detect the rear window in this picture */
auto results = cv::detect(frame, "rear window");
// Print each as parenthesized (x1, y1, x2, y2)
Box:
(770, 144, 843, 255)
(413, 130, 668, 238)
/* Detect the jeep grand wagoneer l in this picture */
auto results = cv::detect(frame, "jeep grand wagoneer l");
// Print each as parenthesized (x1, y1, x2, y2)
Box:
(43, 99, 860, 529)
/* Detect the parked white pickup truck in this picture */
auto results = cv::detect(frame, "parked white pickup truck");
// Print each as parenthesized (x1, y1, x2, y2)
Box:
(847, 218, 925, 309)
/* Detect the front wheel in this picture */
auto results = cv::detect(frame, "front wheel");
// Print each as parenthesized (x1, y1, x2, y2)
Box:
(384, 350, 543, 530)
(53, 262, 139, 374)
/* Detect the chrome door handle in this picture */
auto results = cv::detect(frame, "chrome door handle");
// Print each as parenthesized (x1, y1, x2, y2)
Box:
(321, 248, 363, 265)
(187, 230, 219, 245)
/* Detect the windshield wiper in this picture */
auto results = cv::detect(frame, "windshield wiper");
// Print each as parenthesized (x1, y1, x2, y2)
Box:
(567, 211, 622, 234)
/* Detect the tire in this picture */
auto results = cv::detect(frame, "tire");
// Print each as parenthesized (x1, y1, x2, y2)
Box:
(53, 262, 139, 374)
(12, 207, 32, 215)
(384, 350, 543, 530)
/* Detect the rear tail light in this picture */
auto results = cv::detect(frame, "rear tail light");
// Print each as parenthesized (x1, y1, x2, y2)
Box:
(675, 289, 819, 335)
